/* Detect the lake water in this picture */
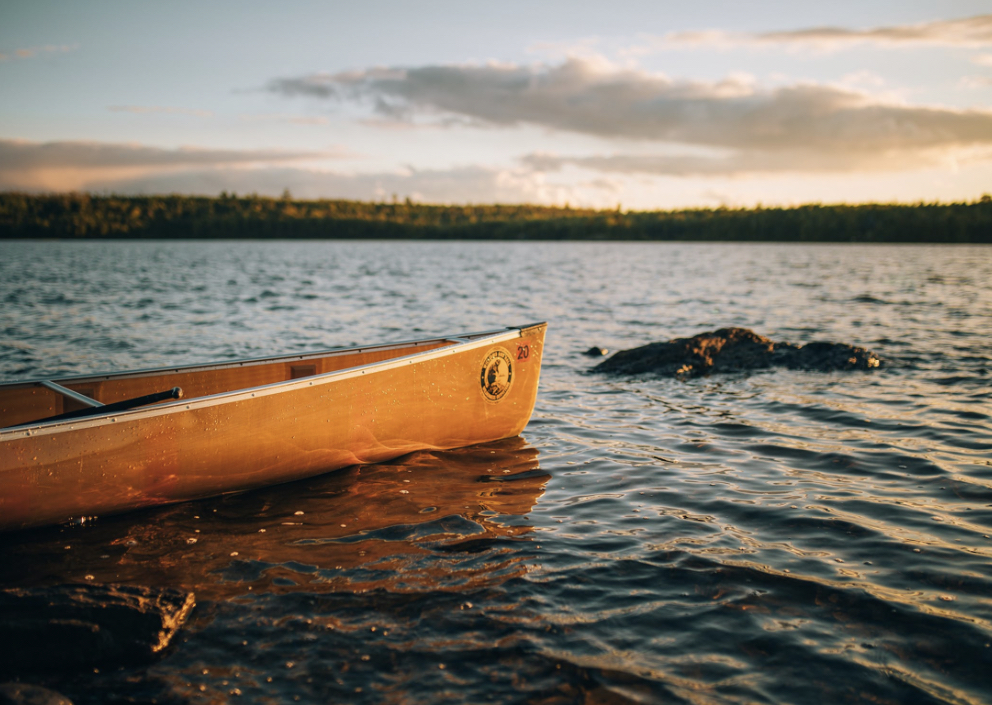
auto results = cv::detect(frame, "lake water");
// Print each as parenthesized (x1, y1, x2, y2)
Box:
(1, 240, 990, 704)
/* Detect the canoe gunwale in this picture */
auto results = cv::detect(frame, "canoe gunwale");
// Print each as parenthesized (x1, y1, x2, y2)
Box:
(0, 324, 539, 388)
(0, 324, 544, 439)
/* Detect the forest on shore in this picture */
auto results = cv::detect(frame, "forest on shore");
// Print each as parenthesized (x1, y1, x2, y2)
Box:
(1, 192, 990, 242)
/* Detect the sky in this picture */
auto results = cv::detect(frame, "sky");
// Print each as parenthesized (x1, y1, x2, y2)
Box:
(1, 1, 991, 209)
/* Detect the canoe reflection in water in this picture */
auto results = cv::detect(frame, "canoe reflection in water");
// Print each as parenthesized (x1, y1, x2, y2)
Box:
(0, 437, 548, 600)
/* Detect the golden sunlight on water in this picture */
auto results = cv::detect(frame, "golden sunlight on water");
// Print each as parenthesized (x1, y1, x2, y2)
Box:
(0, 439, 547, 601)
(1, 240, 990, 704)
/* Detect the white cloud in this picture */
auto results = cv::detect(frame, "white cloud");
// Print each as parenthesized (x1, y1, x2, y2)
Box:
(0, 139, 571, 203)
(959, 76, 992, 89)
(269, 57, 992, 168)
(2, 137, 988, 209)
(0, 139, 323, 170)
(520, 147, 974, 177)
(0, 139, 329, 191)
(837, 71, 886, 89)
(661, 13, 992, 50)
(72, 164, 575, 205)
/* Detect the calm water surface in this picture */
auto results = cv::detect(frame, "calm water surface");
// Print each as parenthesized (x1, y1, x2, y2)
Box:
(0, 240, 990, 704)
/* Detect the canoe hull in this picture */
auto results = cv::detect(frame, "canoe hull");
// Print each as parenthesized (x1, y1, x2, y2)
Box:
(0, 324, 546, 531)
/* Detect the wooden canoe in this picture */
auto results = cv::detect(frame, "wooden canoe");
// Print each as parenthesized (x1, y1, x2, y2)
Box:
(0, 323, 547, 532)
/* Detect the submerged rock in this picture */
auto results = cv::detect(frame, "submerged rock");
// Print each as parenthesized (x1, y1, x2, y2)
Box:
(0, 584, 195, 674)
(582, 346, 609, 357)
(593, 327, 881, 378)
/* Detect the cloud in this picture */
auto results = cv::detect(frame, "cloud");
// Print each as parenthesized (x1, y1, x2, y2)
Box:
(0, 139, 573, 203)
(959, 76, 992, 89)
(239, 113, 331, 125)
(521, 147, 969, 177)
(269, 57, 992, 159)
(0, 44, 77, 61)
(0, 139, 328, 191)
(663, 14, 992, 50)
(0, 139, 321, 170)
(108, 105, 214, 118)
(61, 164, 574, 205)
(972, 53, 992, 67)
(0, 139, 571, 203)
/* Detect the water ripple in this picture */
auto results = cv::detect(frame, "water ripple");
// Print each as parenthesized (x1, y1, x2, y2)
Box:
(1, 240, 990, 704)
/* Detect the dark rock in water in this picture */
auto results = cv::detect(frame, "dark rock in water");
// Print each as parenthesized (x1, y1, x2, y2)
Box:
(582, 346, 609, 357)
(593, 327, 881, 378)
(0, 584, 195, 674)
(0, 683, 73, 705)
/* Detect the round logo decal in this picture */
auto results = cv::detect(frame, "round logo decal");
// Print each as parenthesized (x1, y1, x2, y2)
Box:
(480, 349, 513, 402)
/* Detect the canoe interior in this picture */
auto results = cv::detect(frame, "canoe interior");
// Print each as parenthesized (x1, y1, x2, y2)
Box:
(0, 335, 475, 430)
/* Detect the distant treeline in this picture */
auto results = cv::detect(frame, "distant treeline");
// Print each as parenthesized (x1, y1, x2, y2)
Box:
(1, 192, 990, 242)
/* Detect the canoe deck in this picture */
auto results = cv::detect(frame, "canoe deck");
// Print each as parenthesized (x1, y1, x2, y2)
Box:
(0, 323, 546, 531)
